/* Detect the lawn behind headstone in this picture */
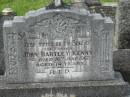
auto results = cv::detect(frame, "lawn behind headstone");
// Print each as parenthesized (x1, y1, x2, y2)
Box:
(101, 0, 118, 3)
(0, 0, 118, 15)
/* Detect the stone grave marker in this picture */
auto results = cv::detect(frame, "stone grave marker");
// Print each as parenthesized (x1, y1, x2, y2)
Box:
(0, 1, 130, 97)
(116, 0, 130, 49)
(3, 8, 115, 82)
(114, 0, 130, 84)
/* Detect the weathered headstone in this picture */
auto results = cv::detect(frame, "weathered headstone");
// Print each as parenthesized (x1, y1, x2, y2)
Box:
(3, 7, 115, 83)
(116, 0, 130, 49)
(114, 0, 130, 84)
(0, 1, 130, 97)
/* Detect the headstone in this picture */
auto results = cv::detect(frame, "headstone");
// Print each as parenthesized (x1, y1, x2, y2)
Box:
(0, 1, 130, 97)
(116, 0, 130, 49)
(114, 0, 130, 84)
(3, 8, 115, 83)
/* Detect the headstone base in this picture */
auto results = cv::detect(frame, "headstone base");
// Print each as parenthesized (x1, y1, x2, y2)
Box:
(0, 80, 130, 97)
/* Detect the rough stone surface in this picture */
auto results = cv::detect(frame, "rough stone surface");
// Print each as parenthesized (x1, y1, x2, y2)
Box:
(0, 15, 14, 75)
(116, 0, 130, 49)
(0, 15, 4, 75)
(0, 81, 130, 97)
(114, 49, 130, 71)
(113, 49, 130, 84)
(113, 0, 130, 84)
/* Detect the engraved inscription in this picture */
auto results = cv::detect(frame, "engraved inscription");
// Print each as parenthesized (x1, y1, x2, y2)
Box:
(24, 14, 91, 80)
(7, 33, 18, 75)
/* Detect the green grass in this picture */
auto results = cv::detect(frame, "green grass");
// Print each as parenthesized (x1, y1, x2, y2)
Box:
(0, 0, 71, 15)
(101, 0, 118, 3)
(0, 0, 117, 16)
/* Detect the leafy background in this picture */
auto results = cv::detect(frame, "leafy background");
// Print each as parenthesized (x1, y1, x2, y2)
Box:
(0, 0, 118, 15)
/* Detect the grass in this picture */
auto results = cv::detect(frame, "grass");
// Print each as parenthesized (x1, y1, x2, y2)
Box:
(0, 0, 71, 15)
(101, 0, 118, 3)
(0, 0, 117, 16)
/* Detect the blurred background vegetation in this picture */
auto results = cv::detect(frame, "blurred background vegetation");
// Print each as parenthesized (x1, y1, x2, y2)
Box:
(0, 0, 118, 15)
(101, 0, 118, 2)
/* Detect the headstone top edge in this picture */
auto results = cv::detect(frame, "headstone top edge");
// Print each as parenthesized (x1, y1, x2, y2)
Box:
(25, 10, 36, 16)
(36, 7, 46, 12)
(25, 8, 90, 18)
(3, 20, 13, 27)
(12, 16, 25, 23)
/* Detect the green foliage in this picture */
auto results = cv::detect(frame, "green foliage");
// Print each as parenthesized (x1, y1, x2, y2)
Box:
(0, 0, 71, 15)
(0, 0, 116, 16)
(101, 0, 118, 3)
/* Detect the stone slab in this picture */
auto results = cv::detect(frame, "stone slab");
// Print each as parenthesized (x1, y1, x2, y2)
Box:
(113, 49, 130, 71)
(0, 15, 14, 75)
(116, 0, 130, 49)
(113, 49, 130, 83)
(3, 8, 114, 83)
(0, 81, 130, 97)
